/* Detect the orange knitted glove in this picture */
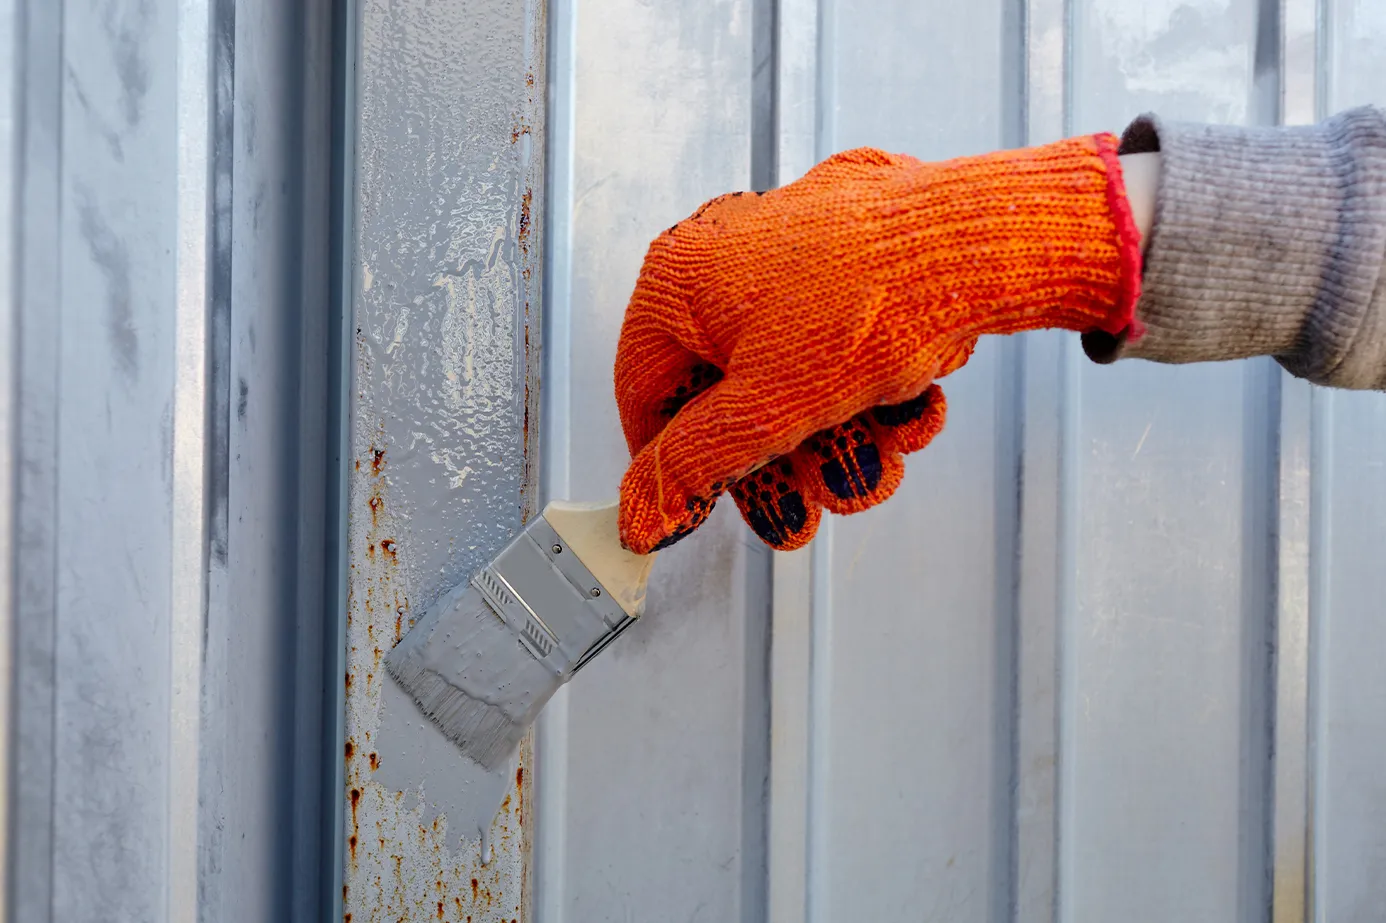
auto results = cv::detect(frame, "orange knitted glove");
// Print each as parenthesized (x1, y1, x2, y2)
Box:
(615, 134, 1142, 553)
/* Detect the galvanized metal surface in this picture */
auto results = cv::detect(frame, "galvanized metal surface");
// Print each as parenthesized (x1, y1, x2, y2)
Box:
(536, 1, 772, 922)
(0, 0, 17, 911)
(341, 0, 544, 918)
(1, 0, 1382, 920)
(4, 0, 339, 919)
(532, 1, 1386, 922)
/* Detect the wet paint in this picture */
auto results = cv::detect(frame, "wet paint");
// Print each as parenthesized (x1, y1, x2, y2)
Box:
(374, 675, 518, 861)
(342, 0, 545, 916)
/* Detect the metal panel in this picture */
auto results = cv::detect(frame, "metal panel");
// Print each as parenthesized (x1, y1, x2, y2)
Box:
(4, 0, 339, 919)
(0, 0, 16, 909)
(1313, 6, 1386, 920)
(341, 0, 544, 919)
(536, 1, 771, 922)
(1066, 3, 1271, 921)
(805, 2, 1023, 921)
(536, 3, 1386, 923)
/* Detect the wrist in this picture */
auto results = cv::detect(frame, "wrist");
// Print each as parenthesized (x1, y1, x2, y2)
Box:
(1118, 151, 1159, 254)
(909, 133, 1142, 339)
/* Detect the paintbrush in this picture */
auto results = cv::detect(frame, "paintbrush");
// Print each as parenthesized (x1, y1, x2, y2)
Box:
(385, 499, 657, 770)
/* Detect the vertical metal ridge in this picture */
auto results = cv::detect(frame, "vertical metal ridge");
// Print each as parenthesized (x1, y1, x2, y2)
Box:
(750, 0, 778, 191)
(0, 0, 18, 916)
(741, 0, 778, 872)
(1014, 333, 1065, 923)
(746, 1, 778, 918)
(1052, 6, 1076, 918)
(804, 5, 835, 920)
(9, 1, 60, 918)
(1242, 33, 1285, 921)
(1053, 325, 1080, 923)
(325, 0, 359, 919)
(1001, 0, 1028, 150)
(1304, 9, 1328, 921)
(1252, 0, 1285, 126)
(1305, 388, 1332, 923)
(1272, 6, 1318, 922)
(1313, 0, 1329, 128)
(766, 2, 816, 920)
(739, 543, 773, 923)
(1282, 0, 1318, 127)
(995, 4, 1029, 920)
(812, 0, 834, 161)
(805, 522, 833, 923)
(1015, 0, 1071, 920)
(1239, 359, 1280, 923)
(536, 0, 577, 918)
(1273, 373, 1313, 923)
(993, 337, 1023, 923)
(767, 545, 811, 923)
(171, 0, 214, 919)
(287, 0, 338, 916)
(533, 684, 569, 923)
(1060, 0, 1073, 138)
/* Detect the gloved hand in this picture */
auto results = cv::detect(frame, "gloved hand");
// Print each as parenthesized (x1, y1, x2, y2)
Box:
(615, 134, 1143, 554)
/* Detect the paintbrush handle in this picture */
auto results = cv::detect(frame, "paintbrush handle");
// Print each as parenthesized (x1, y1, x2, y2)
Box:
(541, 500, 658, 619)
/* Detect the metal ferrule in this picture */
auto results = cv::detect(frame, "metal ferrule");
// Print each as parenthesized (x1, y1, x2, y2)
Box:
(471, 513, 636, 678)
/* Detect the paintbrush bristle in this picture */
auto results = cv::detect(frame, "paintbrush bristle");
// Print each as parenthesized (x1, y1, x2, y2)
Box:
(384, 581, 561, 771)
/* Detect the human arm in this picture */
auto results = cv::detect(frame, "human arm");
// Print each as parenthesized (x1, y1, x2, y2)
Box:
(1120, 151, 1159, 255)
(614, 108, 1386, 553)
(614, 136, 1142, 552)
(1086, 107, 1386, 389)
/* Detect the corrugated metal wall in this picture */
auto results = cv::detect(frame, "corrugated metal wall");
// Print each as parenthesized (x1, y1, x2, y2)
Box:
(6, 0, 1386, 920)
(537, 1, 1386, 922)
(3, 0, 340, 919)
(339, 0, 544, 919)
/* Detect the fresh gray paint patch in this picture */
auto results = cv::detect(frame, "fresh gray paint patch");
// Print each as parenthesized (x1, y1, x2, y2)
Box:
(374, 674, 517, 862)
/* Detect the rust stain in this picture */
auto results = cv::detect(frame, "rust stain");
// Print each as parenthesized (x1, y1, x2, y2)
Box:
(346, 113, 534, 919)
(517, 189, 533, 251)
(525, 71, 534, 87)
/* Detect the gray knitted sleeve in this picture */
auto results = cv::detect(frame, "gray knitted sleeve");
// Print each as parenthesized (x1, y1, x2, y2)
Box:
(1081, 106, 1386, 390)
